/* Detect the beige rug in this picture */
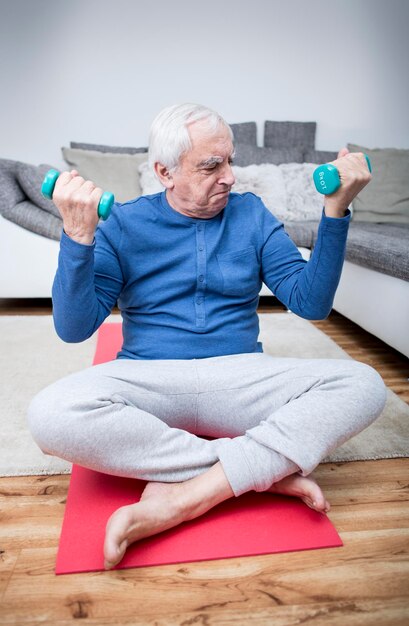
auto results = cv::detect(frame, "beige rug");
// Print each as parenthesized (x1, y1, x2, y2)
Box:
(1, 314, 408, 477)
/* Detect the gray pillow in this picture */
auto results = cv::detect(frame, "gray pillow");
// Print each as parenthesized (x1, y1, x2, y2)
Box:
(0, 159, 26, 214)
(70, 142, 148, 154)
(229, 122, 257, 145)
(264, 121, 316, 151)
(304, 149, 338, 164)
(62, 148, 149, 203)
(348, 143, 409, 223)
(233, 143, 303, 166)
(2, 200, 63, 241)
(16, 162, 61, 216)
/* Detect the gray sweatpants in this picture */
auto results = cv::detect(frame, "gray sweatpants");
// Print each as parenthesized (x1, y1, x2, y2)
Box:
(27, 353, 386, 496)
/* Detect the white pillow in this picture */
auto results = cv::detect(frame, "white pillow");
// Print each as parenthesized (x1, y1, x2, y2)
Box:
(279, 163, 323, 221)
(233, 163, 323, 221)
(138, 161, 323, 222)
(232, 164, 287, 217)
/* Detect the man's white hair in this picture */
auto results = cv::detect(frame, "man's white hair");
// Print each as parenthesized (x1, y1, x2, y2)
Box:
(148, 103, 233, 172)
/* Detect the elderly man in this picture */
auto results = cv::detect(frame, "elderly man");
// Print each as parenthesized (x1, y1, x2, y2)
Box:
(28, 103, 386, 570)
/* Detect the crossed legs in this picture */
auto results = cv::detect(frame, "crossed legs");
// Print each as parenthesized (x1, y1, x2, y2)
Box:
(28, 353, 386, 568)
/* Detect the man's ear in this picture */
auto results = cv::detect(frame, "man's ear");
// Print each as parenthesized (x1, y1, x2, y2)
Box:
(154, 163, 174, 189)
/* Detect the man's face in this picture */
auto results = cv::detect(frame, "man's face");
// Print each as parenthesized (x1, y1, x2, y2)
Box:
(165, 120, 236, 219)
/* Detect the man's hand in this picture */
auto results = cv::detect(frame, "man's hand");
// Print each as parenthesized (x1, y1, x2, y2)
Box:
(324, 148, 372, 218)
(52, 170, 103, 244)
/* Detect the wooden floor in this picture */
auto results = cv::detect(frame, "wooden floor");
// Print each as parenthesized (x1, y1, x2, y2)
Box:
(0, 299, 408, 625)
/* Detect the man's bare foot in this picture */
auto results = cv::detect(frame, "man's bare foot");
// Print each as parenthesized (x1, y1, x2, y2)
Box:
(103, 466, 330, 570)
(103, 463, 234, 570)
(268, 473, 330, 513)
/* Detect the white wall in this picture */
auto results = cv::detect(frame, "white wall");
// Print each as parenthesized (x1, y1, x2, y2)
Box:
(1, 0, 408, 168)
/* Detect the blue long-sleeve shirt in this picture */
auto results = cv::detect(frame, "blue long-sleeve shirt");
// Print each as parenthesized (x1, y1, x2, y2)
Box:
(52, 191, 350, 360)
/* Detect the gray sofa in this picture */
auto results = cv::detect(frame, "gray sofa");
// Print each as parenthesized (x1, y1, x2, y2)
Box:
(1, 121, 408, 358)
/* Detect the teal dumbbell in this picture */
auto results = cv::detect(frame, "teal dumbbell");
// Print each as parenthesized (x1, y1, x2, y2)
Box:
(41, 169, 114, 220)
(313, 154, 372, 195)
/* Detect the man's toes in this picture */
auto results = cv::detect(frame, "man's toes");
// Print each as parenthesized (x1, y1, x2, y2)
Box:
(311, 490, 331, 513)
(304, 494, 330, 513)
(104, 557, 116, 570)
(104, 532, 123, 569)
(269, 474, 330, 514)
(104, 509, 131, 569)
(104, 536, 127, 570)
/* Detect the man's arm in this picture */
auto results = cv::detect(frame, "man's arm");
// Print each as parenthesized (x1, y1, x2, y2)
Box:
(51, 171, 124, 342)
(261, 210, 350, 320)
(261, 148, 371, 319)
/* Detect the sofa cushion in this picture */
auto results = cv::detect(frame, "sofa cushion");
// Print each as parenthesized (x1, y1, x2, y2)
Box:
(264, 121, 316, 151)
(62, 148, 148, 203)
(292, 218, 409, 281)
(233, 144, 303, 166)
(348, 144, 409, 223)
(229, 122, 257, 145)
(70, 142, 148, 154)
(71, 124, 257, 157)
(304, 149, 338, 164)
(343, 222, 409, 281)
(16, 162, 61, 217)
(2, 200, 63, 241)
(0, 159, 26, 214)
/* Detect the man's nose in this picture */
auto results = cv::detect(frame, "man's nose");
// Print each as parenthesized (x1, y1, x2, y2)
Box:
(219, 162, 235, 187)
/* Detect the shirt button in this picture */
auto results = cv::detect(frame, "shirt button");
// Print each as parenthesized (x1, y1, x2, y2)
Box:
(196, 297, 203, 304)
(198, 274, 204, 282)
(197, 224, 203, 231)
(199, 246, 204, 251)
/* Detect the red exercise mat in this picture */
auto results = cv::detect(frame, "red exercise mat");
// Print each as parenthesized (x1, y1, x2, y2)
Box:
(56, 465, 342, 575)
(55, 322, 343, 574)
(92, 320, 123, 364)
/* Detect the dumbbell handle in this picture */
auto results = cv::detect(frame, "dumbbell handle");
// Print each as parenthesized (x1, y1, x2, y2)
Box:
(41, 169, 114, 221)
(313, 154, 372, 195)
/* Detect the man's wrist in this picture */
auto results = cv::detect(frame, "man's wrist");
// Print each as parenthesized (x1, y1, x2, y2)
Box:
(63, 228, 95, 246)
(323, 202, 348, 219)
